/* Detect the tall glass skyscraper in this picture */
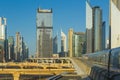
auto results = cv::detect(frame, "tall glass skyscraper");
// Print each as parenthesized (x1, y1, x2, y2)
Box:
(86, 1, 105, 53)
(0, 17, 7, 40)
(8, 36, 14, 61)
(102, 21, 106, 50)
(0, 17, 7, 62)
(61, 30, 66, 52)
(36, 8, 53, 58)
(53, 35, 58, 54)
(86, 1, 93, 53)
(93, 6, 102, 52)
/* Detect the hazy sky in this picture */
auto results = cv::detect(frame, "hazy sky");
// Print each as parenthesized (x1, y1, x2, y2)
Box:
(0, 0, 109, 56)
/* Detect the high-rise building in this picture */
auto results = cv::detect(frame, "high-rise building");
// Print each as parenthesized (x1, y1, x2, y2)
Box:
(22, 42, 29, 60)
(60, 30, 67, 57)
(68, 29, 85, 57)
(53, 35, 58, 54)
(72, 32, 85, 57)
(36, 8, 53, 58)
(15, 32, 21, 61)
(0, 40, 5, 62)
(0, 17, 7, 62)
(15, 32, 28, 61)
(68, 28, 73, 57)
(102, 21, 106, 50)
(86, 1, 105, 53)
(8, 36, 14, 61)
(0, 17, 7, 40)
(93, 6, 102, 52)
(86, 1, 93, 53)
(110, 0, 120, 49)
(61, 30, 66, 52)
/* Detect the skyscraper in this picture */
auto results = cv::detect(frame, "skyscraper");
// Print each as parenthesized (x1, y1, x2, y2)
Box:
(68, 28, 73, 57)
(61, 30, 67, 53)
(110, 0, 120, 49)
(0, 17, 7, 62)
(68, 29, 85, 57)
(93, 6, 102, 52)
(8, 36, 14, 61)
(86, 1, 105, 53)
(15, 32, 21, 61)
(0, 17, 7, 40)
(102, 21, 106, 50)
(22, 42, 29, 60)
(53, 35, 58, 54)
(15, 32, 28, 61)
(36, 8, 53, 58)
(0, 40, 5, 62)
(86, 1, 93, 53)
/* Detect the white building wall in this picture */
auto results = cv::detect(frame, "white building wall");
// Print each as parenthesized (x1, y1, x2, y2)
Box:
(86, 1, 93, 53)
(61, 31, 66, 52)
(111, 1, 120, 48)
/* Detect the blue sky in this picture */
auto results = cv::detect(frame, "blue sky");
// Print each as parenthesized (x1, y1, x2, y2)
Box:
(0, 0, 109, 56)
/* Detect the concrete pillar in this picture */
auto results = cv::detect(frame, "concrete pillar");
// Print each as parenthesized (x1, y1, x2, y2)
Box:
(13, 73, 20, 80)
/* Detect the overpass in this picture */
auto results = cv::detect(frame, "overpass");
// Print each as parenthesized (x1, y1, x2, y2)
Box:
(0, 58, 75, 80)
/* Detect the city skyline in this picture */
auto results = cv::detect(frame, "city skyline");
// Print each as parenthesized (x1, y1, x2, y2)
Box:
(0, 0, 109, 55)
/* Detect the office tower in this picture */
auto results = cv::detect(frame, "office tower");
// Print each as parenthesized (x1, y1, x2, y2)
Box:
(60, 30, 67, 57)
(0, 17, 7, 62)
(61, 30, 66, 52)
(68, 28, 73, 57)
(110, 0, 120, 48)
(36, 8, 53, 58)
(53, 35, 58, 54)
(86, 1, 93, 53)
(15, 32, 21, 61)
(72, 32, 85, 57)
(93, 6, 102, 52)
(15, 32, 28, 61)
(0, 40, 5, 62)
(22, 42, 29, 60)
(86, 1, 105, 53)
(8, 36, 14, 61)
(102, 21, 106, 50)
(0, 17, 7, 40)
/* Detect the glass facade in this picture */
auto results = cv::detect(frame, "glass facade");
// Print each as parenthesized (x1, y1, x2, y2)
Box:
(61, 31, 66, 52)
(36, 8, 53, 58)
(102, 22, 106, 50)
(8, 36, 14, 60)
(93, 7, 102, 52)
(72, 32, 85, 57)
(0, 40, 4, 62)
(53, 35, 58, 54)
(0, 17, 7, 40)
(86, 1, 105, 53)
(86, 1, 93, 53)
